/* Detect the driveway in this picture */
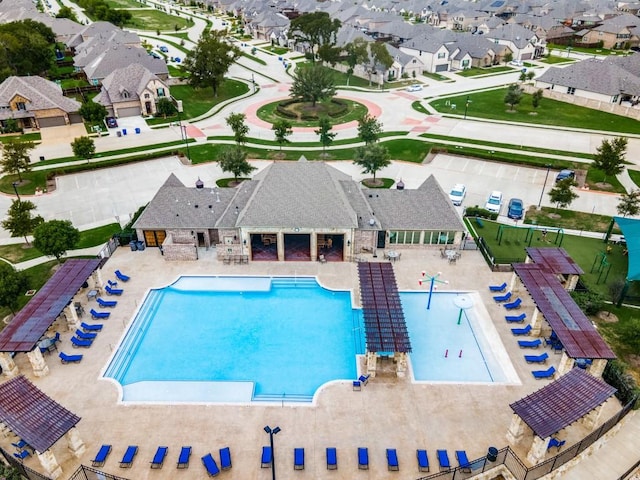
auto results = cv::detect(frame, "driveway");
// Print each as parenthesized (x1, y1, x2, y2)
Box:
(39, 124, 88, 146)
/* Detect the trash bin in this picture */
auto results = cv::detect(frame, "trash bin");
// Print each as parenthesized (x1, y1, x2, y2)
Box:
(116, 131, 122, 137)
(122, 128, 127, 135)
(487, 447, 498, 462)
(135, 127, 141, 134)
(39, 156, 45, 161)
(129, 241, 138, 251)
(136, 241, 145, 251)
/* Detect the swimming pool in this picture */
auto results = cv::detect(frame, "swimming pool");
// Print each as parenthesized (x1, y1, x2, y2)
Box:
(103, 276, 516, 404)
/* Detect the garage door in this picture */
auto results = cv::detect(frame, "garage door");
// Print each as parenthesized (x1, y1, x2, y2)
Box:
(521, 53, 532, 60)
(435, 64, 448, 72)
(68, 113, 83, 124)
(38, 116, 66, 128)
(117, 106, 142, 117)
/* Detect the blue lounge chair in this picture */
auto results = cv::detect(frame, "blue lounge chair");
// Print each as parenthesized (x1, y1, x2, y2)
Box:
(90, 309, 110, 319)
(71, 336, 92, 348)
(575, 358, 593, 369)
(59, 352, 83, 363)
(417, 449, 429, 472)
(525, 352, 548, 364)
(75, 329, 97, 340)
(489, 282, 507, 292)
(456, 450, 471, 473)
(105, 285, 123, 296)
(92, 444, 112, 467)
(294, 448, 304, 470)
(353, 380, 361, 391)
(261, 446, 272, 468)
(151, 446, 168, 469)
(326, 447, 337, 470)
(201, 453, 220, 477)
(518, 339, 542, 348)
(81, 322, 103, 332)
(14, 450, 30, 460)
(504, 298, 522, 310)
(548, 438, 566, 451)
(219, 447, 231, 471)
(107, 279, 118, 287)
(533, 366, 556, 379)
(437, 450, 450, 471)
(511, 324, 532, 336)
(97, 297, 117, 308)
(177, 446, 191, 469)
(11, 439, 28, 450)
(358, 447, 369, 470)
(115, 270, 130, 282)
(493, 291, 512, 302)
(387, 448, 399, 471)
(120, 445, 138, 468)
(506, 313, 526, 323)
(359, 374, 370, 385)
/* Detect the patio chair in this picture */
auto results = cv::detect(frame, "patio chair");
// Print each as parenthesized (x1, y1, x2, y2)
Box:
(219, 447, 231, 471)
(105, 285, 124, 296)
(14, 450, 30, 460)
(358, 447, 369, 470)
(359, 374, 370, 385)
(524, 352, 548, 364)
(511, 324, 532, 336)
(352, 380, 361, 391)
(386, 448, 399, 471)
(201, 453, 220, 477)
(177, 446, 191, 469)
(92, 445, 111, 467)
(97, 297, 117, 308)
(456, 450, 471, 473)
(417, 449, 429, 472)
(81, 322, 103, 332)
(150, 446, 168, 469)
(119, 445, 138, 468)
(518, 339, 542, 348)
(59, 352, 83, 363)
(11, 439, 29, 451)
(90, 309, 110, 319)
(547, 438, 566, 451)
(493, 291, 512, 302)
(75, 329, 97, 340)
(115, 270, 130, 282)
(107, 279, 117, 288)
(532, 366, 556, 379)
(71, 336, 93, 348)
(505, 313, 526, 323)
(437, 450, 451, 471)
(326, 448, 337, 470)
(489, 282, 507, 292)
(294, 448, 304, 470)
(261, 446, 272, 468)
(504, 298, 522, 310)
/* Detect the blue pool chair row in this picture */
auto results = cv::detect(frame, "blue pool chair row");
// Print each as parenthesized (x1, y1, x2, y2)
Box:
(511, 324, 532, 336)
(493, 291, 512, 302)
(506, 313, 526, 323)
(120, 445, 138, 468)
(417, 449, 429, 472)
(97, 297, 117, 308)
(177, 446, 191, 468)
(59, 352, 83, 363)
(575, 358, 593, 369)
(107, 279, 117, 288)
(533, 366, 556, 379)
(504, 298, 522, 310)
(548, 438, 566, 451)
(81, 322, 103, 332)
(261, 446, 272, 468)
(358, 447, 368, 470)
(105, 285, 123, 296)
(150, 446, 168, 469)
(90, 308, 110, 319)
(489, 282, 507, 292)
(92, 445, 112, 467)
(518, 339, 541, 348)
(294, 447, 304, 470)
(525, 352, 548, 364)
(71, 336, 92, 348)
(326, 447, 337, 470)
(386, 448, 398, 471)
(202, 453, 219, 477)
(12, 439, 30, 451)
(75, 329, 96, 341)
(14, 449, 30, 460)
(115, 270, 130, 282)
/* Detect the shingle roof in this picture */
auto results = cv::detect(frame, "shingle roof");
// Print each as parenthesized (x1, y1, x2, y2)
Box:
(95, 63, 163, 106)
(488, 23, 538, 47)
(83, 45, 168, 81)
(0, 76, 80, 113)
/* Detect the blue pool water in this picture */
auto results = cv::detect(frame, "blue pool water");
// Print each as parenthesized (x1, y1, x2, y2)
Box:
(103, 276, 507, 403)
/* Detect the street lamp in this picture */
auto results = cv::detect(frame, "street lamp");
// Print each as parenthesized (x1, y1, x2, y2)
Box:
(419, 271, 448, 310)
(464, 95, 471, 119)
(251, 73, 256, 92)
(12, 182, 20, 201)
(264, 425, 281, 480)
(537, 164, 552, 209)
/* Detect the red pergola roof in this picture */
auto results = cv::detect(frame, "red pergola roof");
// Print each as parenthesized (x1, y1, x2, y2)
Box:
(510, 368, 616, 439)
(0, 259, 101, 352)
(0, 376, 81, 452)
(525, 247, 584, 275)
(513, 263, 615, 359)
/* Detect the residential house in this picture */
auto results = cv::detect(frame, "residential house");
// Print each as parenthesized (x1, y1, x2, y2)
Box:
(0, 76, 82, 130)
(486, 23, 545, 60)
(245, 10, 289, 41)
(580, 13, 640, 49)
(82, 45, 169, 85)
(94, 63, 171, 118)
(448, 35, 507, 69)
(400, 29, 459, 73)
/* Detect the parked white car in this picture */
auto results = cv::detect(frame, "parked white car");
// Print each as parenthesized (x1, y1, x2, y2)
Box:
(406, 84, 423, 92)
(449, 184, 466, 206)
(485, 191, 503, 214)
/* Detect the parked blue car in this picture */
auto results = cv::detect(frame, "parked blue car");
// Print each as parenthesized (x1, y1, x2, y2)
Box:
(507, 198, 524, 220)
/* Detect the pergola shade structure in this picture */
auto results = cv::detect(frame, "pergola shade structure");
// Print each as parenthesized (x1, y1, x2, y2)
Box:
(0, 376, 81, 453)
(0, 259, 101, 352)
(510, 368, 616, 439)
(358, 262, 411, 353)
(525, 247, 584, 276)
(512, 262, 615, 360)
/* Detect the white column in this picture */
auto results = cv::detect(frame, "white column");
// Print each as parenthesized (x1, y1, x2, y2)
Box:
(366, 352, 377, 378)
(26, 349, 49, 377)
(509, 272, 522, 293)
(0, 422, 11, 438)
(581, 404, 603, 430)
(310, 234, 317, 262)
(37, 449, 62, 479)
(0, 352, 19, 377)
(566, 274, 579, 291)
(65, 304, 79, 330)
(557, 352, 573, 377)
(395, 352, 407, 378)
(94, 269, 104, 288)
(277, 233, 285, 262)
(530, 308, 542, 336)
(506, 414, 527, 445)
(526, 436, 548, 465)
(66, 427, 86, 458)
(590, 359, 607, 378)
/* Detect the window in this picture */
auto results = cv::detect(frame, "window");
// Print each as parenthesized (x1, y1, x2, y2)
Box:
(462, 59, 470, 67)
(437, 52, 446, 59)
(144, 93, 150, 99)
(16, 102, 26, 111)
(612, 94, 619, 103)
(122, 91, 129, 99)
(157, 87, 165, 97)
(389, 231, 422, 245)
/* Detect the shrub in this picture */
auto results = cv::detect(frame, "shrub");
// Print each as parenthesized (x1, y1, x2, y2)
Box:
(570, 291, 605, 316)
(464, 206, 498, 220)
(603, 360, 639, 407)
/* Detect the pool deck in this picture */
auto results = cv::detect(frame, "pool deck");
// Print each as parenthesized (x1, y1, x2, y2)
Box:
(5, 247, 627, 479)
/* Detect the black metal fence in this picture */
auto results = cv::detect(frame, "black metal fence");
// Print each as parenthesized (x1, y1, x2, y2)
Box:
(415, 398, 635, 480)
(0, 448, 51, 480)
(68, 465, 129, 480)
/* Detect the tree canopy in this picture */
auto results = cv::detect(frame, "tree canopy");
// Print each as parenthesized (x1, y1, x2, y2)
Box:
(368, 43, 393, 84)
(218, 146, 255, 182)
(0, 263, 29, 315)
(289, 65, 336, 107)
(357, 114, 383, 144)
(617, 189, 640, 217)
(71, 136, 96, 161)
(593, 137, 627, 182)
(79, 101, 107, 123)
(353, 144, 390, 183)
(344, 39, 369, 86)
(504, 84, 523, 111)
(288, 12, 341, 63)
(33, 219, 80, 262)
(548, 178, 578, 209)
(56, 6, 79, 22)
(225, 113, 250, 145)
(1, 199, 43, 246)
(1, 138, 34, 181)
(272, 119, 292, 150)
(315, 117, 336, 151)
(0, 20, 56, 80)
(183, 31, 241, 97)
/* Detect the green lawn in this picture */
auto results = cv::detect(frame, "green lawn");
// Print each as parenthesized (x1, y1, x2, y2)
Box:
(256, 99, 368, 128)
(430, 88, 640, 134)
(455, 66, 514, 77)
(104, 0, 142, 7)
(628, 169, 640, 188)
(540, 55, 576, 65)
(524, 206, 620, 233)
(295, 63, 397, 89)
(124, 9, 190, 31)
